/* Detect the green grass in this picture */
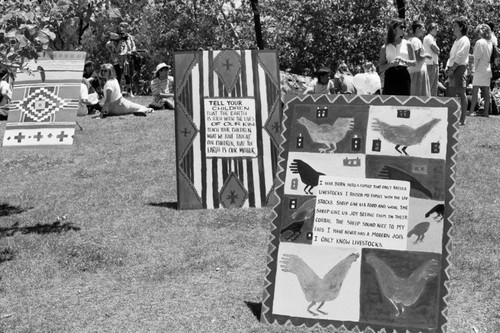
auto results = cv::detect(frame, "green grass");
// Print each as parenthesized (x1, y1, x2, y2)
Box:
(0, 99, 499, 332)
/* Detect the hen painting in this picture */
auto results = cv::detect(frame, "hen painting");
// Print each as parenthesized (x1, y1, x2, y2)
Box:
(297, 117, 354, 153)
(407, 222, 430, 244)
(372, 118, 441, 156)
(280, 252, 359, 316)
(366, 253, 440, 317)
(290, 159, 325, 194)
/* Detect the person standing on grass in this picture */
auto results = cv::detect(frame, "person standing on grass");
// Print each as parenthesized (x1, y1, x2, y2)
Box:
(98, 63, 153, 118)
(469, 24, 493, 117)
(423, 23, 441, 96)
(149, 63, 175, 110)
(379, 19, 416, 95)
(446, 17, 470, 126)
(408, 20, 432, 96)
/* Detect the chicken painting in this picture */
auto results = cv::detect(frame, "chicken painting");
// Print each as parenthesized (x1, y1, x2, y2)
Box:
(372, 118, 441, 156)
(280, 252, 359, 316)
(297, 117, 354, 153)
(407, 221, 430, 244)
(290, 159, 325, 194)
(366, 253, 440, 317)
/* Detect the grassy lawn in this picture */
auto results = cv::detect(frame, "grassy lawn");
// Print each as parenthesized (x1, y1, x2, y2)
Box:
(0, 96, 499, 332)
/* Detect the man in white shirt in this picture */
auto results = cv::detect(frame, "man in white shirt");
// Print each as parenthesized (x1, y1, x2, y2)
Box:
(423, 23, 440, 96)
(446, 17, 470, 125)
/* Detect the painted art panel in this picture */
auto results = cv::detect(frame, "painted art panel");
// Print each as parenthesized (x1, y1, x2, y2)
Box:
(2, 51, 85, 148)
(261, 94, 460, 332)
(174, 50, 281, 209)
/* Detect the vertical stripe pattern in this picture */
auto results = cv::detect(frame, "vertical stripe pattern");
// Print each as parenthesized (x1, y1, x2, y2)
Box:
(176, 50, 280, 209)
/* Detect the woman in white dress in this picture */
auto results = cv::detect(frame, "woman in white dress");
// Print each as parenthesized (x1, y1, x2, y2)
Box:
(98, 63, 152, 117)
(469, 24, 493, 116)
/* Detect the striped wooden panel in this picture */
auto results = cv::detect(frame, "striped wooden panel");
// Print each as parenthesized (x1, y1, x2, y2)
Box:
(174, 50, 281, 209)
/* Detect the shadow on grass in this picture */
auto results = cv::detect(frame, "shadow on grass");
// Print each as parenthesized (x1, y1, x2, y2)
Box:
(148, 201, 178, 209)
(0, 203, 33, 217)
(245, 301, 262, 321)
(0, 248, 15, 264)
(0, 221, 80, 238)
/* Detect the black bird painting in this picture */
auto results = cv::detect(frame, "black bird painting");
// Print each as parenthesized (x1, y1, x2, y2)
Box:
(425, 204, 444, 221)
(281, 198, 316, 242)
(280, 221, 305, 241)
(378, 165, 433, 199)
(407, 222, 430, 244)
(290, 159, 325, 194)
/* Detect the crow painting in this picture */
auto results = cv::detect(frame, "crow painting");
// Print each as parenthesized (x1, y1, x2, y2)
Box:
(290, 159, 325, 194)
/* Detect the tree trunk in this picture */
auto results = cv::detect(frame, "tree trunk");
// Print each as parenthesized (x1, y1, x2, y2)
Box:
(395, 0, 405, 19)
(250, 0, 264, 49)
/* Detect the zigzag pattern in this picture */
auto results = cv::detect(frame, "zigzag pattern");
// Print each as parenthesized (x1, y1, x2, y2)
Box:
(262, 93, 460, 332)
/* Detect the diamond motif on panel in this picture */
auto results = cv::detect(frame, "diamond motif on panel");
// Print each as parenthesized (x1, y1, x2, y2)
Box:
(20, 87, 66, 122)
(219, 172, 248, 208)
(213, 50, 241, 94)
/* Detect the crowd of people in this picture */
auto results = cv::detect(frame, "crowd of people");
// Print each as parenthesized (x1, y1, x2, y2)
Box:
(303, 16, 499, 127)
(78, 21, 175, 118)
(3, 17, 500, 125)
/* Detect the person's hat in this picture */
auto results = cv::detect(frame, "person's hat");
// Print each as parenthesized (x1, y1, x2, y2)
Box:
(317, 67, 331, 74)
(109, 32, 120, 41)
(154, 63, 171, 76)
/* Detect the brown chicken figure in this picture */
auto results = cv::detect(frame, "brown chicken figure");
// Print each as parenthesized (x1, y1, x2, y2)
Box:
(366, 253, 440, 317)
(280, 252, 359, 316)
(372, 118, 441, 156)
(297, 117, 355, 153)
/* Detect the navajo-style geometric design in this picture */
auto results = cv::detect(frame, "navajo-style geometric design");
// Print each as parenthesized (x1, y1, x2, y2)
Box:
(261, 94, 460, 333)
(2, 51, 85, 147)
(174, 50, 281, 209)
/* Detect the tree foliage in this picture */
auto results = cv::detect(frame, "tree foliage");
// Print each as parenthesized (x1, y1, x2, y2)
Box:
(0, 0, 56, 75)
(2, 0, 500, 83)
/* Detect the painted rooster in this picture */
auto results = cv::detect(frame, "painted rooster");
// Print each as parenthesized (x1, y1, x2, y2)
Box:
(372, 118, 441, 156)
(280, 252, 359, 316)
(366, 253, 440, 317)
(297, 117, 354, 153)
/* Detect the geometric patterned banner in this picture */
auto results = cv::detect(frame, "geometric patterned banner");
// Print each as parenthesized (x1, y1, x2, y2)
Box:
(174, 50, 281, 209)
(2, 51, 85, 147)
(261, 94, 460, 332)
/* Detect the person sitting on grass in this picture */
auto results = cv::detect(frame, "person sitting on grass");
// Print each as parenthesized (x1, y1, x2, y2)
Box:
(304, 67, 335, 94)
(78, 78, 101, 117)
(149, 62, 175, 110)
(98, 63, 153, 118)
(83, 60, 103, 100)
(0, 67, 13, 120)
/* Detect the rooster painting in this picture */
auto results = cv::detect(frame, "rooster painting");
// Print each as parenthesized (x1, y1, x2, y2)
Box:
(372, 118, 441, 156)
(280, 252, 359, 316)
(290, 159, 325, 194)
(366, 253, 440, 317)
(297, 117, 354, 153)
